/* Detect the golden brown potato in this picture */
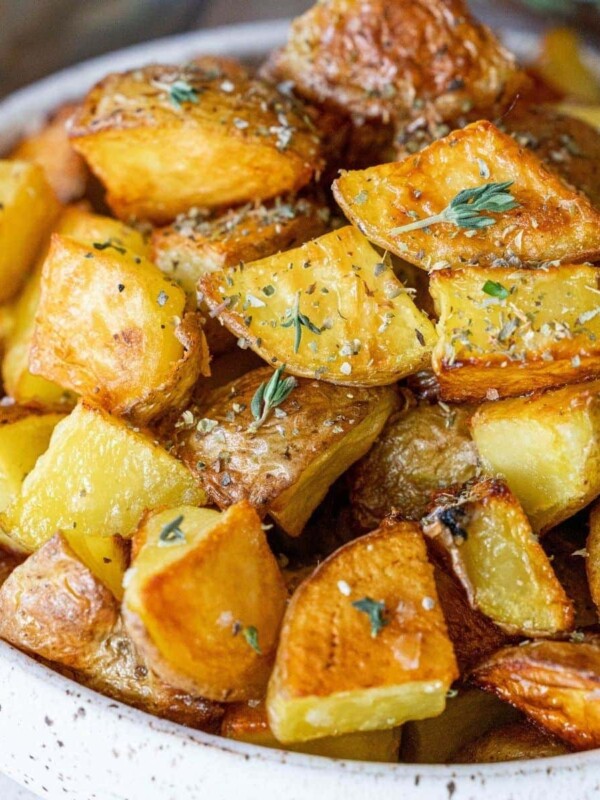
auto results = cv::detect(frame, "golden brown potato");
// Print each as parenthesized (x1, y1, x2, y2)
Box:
(124, 502, 287, 702)
(471, 382, 600, 533)
(30, 234, 208, 424)
(349, 395, 480, 528)
(175, 366, 399, 537)
(200, 226, 436, 385)
(423, 479, 573, 636)
(333, 121, 600, 270)
(70, 65, 322, 223)
(186, 55, 250, 82)
(453, 721, 571, 763)
(532, 28, 600, 105)
(268, 0, 526, 124)
(545, 522, 597, 629)
(472, 637, 600, 750)
(267, 521, 459, 743)
(430, 263, 600, 402)
(10, 104, 88, 203)
(0, 534, 223, 731)
(0, 546, 24, 588)
(586, 501, 600, 618)
(556, 103, 600, 131)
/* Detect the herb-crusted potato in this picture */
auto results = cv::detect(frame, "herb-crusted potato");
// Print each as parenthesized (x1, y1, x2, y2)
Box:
(0, 160, 61, 304)
(70, 64, 322, 223)
(349, 395, 480, 528)
(200, 226, 436, 385)
(0, 534, 223, 731)
(430, 263, 600, 402)
(472, 637, 600, 750)
(267, 521, 458, 743)
(30, 233, 208, 423)
(124, 502, 287, 702)
(471, 382, 600, 533)
(423, 479, 573, 636)
(175, 366, 399, 536)
(1, 401, 204, 553)
(333, 121, 600, 270)
(453, 721, 571, 763)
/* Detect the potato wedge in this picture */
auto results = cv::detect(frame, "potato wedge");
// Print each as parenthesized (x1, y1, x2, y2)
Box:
(430, 263, 600, 402)
(453, 721, 571, 763)
(268, 0, 525, 123)
(70, 65, 322, 223)
(423, 479, 573, 636)
(333, 121, 600, 269)
(175, 366, 399, 536)
(222, 700, 401, 762)
(30, 234, 208, 423)
(200, 226, 436, 385)
(349, 395, 480, 528)
(0, 534, 223, 731)
(556, 103, 600, 132)
(11, 104, 88, 203)
(472, 637, 600, 750)
(0, 160, 61, 304)
(586, 501, 600, 618)
(471, 382, 600, 533)
(267, 521, 458, 743)
(533, 28, 600, 105)
(124, 502, 287, 702)
(1, 401, 204, 553)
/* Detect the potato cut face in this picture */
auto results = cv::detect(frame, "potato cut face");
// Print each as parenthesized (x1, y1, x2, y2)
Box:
(124, 502, 287, 702)
(267, 521, 458, 743)
(333, 121, 600, 269)
(471, 381, 600, 533)
(1, 402, 204, 552)
(70, 65, 322, 222)
(453, 721, 571, 764)
(175, 366, 399, 536)
(0, 160, 61, 303)
(349, 396, 480, 528)
(472, 637, 600, 750)
(430, 264, 600, 402)
(222, 700, 401, 762)
(200, 226, 436, 385)
(423, 479, 573, 636)
(30, 234, 208, 423)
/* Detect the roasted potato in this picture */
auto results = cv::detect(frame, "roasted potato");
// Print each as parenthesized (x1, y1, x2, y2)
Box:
(544, 521, 597, 629)
(0, 533, 223, 731)
(268, 0, 526, 124)
(30, 234, 208, 424)
(471, 381, 600, 533)
(10, 104, 88, 203)
(453, 721, 571, 763)
(175, 366, 399, 536)
(70, 65, 322, 223)
(430, 263, 600, 402)
(532, 28, 600, 105)
(333, 121, 600, 270)
(0, 160, 61, 304)
(200, 226, 436, 385)
(586, 501, 600, 618)
(557, 103, 600, 132)
(1, 401, 204, 553)
(423, 479, 573, 636)
(124, 502, 287, 702)
(267, 521, 458, 743)
(472, 637, 600, 750)
(349, 395, 480, 528)
(222, 700, 401, 761)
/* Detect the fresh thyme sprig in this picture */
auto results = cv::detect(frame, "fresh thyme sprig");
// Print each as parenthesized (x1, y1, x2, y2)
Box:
(390, 181, 520, 236)
(352, 597, 389, 638)
(281, 291, 322, 353)
(249, 364, 297, 431)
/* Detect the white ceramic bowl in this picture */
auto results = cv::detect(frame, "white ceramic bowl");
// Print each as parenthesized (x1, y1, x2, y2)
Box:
(2, 19, 600, 800)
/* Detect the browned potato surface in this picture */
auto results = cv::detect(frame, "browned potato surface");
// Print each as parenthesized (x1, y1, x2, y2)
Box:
(453, 721, 571, 763)
(586, 501, 600, 618)
(545, 522, 597, 629)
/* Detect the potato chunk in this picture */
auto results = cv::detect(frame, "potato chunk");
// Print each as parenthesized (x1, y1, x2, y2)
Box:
(0, 160, 60, 303)
(333, 121, 600, 269)
(453, 721, 571, 763)
(586, 501, 600, 617)
(423, 479, 573, 636)
(124, 502, 287, 702)
(471, 382, 600, 533)
(267, 521, 458, 743)
(1, 402, 204, 553)
(222, 700, 401, 761)
(0, 534, 223, 731)
(30, 234, 208, 423)
(472, 637, 600, 750)
(200, 226, 436, 385)
(349, 395, 480, 528)
(70, 65, 322, 223)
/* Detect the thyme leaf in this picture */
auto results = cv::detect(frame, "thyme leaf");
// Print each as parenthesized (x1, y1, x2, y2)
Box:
(242, 625, 262, 654)
(281, 291, 322, 353)
(249, 364, 297, 431)
(169, 80, 199, 108)
(482, 280, 509, 299)
(158, 514, 186, 546)
(352, 597, 389, 638)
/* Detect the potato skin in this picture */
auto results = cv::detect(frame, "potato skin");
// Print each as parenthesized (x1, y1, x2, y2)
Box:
(453, 721, 571, 763)
(586, 501, 600, 618)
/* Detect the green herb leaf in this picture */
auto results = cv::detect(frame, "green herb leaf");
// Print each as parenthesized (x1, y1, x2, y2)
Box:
(93, 239, 126, 255)
(242, 625, 262, 654)
(352, 597, 389, 638)
(169, 80, 199, 108)
(159, 514, 186, 546)
(249, 364, 297, 431)
(482, 280, 509, 299)
(281, 291, 322, 353)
